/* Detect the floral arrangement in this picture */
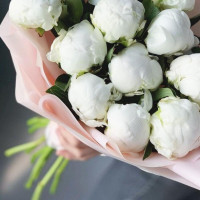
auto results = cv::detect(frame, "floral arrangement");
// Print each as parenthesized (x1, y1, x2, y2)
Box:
(1, 0, 200, 199)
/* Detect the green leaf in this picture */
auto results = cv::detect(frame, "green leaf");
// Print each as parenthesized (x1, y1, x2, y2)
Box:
(106, 46, 115, 63)
(192, 47, 200, 53)
(60, 4, 68, 21)
(152, 88, 175, 102)
(46, 85, 79, 119)
(190, 14, 200, 27)
(143, 141, 154, 160)
(54, 21, 69, 35)
(46, 86, 69, 105)
(64, 0, 83, 24)
(82, 0, 95, 20)
(55, 74, 71, 92)
(142, 0, 160, 22)
(46, 86, 78, 118)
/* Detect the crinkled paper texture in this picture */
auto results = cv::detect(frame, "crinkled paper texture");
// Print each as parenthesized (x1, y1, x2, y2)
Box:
(1, 14, 200, 190)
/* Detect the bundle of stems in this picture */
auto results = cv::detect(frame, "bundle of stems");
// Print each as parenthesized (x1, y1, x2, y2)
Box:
(5, 117, 69, 200)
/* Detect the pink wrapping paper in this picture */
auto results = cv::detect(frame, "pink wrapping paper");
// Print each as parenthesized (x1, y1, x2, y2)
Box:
(1, 14, 200, 190)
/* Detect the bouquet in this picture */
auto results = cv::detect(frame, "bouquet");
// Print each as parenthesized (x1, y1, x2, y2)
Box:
(1, 0, 200, 199)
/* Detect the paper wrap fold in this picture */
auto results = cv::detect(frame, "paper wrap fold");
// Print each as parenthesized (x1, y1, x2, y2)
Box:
(1, 15, 200, 190)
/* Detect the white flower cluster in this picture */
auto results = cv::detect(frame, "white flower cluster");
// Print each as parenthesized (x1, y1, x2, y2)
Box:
(9, 0, 200, 159)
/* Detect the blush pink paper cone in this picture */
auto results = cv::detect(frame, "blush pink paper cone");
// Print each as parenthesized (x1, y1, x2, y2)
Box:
(188, 1, 200, 37)
(1, 14, 200, 190)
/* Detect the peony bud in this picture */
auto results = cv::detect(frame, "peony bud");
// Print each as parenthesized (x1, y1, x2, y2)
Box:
(47, 20, 107, 75)
(145, 9, 198, 55)
(105, 104, 150, 152)
(109, 43, 163, 94)
(91, 0, 145, 43)
(9, 0, 62, 31)
(150, 97, 200, 159)
(166, 54, 200, 105)
(68, 73, 112, 127)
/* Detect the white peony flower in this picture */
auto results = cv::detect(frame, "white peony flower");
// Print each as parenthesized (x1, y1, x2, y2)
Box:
(68, 73, 112, 127)
(109, 43, 163, 94)
(91, 0, 145, 43)
(153, 0, 195, 11)
(150, 97, 200, 160)
(145, 9, 198, 55)
(47, 20, 107, 75)
(9, 0, 62, 31)
(105, 104, 150, 153)
(166, 54, 200, 105)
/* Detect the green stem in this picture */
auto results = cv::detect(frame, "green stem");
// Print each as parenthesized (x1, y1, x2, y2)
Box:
(27, 117, 49, 126)
(32, 157, 64, 200)
(27, 117, 49, 134)
(28, 124, 48, 134)
(31, 147, 47, 164)
(50, 159, 69, 194)
(25, 147, 54, 189)
(4, 136, 45, 157)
